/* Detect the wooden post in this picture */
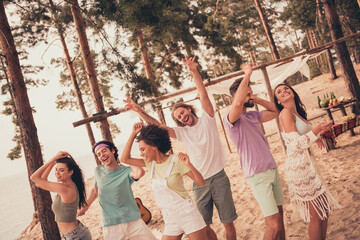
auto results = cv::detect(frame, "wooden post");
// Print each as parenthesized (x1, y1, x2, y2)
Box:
(213, 95, 232, 153)
(260, 67, 286, 152)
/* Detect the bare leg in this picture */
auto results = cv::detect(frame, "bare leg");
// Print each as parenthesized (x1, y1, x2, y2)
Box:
(223, 222, 236, 240)
(277, 206, 286, 240)
(321, 217, 328, 240)
(205, 225, 218, 240)
(308, 195, 329, 240)
(264, 212, 282, 240)
(187, 227, 207, 240)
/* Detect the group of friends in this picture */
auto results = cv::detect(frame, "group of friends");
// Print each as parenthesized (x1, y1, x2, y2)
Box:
(30, 56, 341, 240)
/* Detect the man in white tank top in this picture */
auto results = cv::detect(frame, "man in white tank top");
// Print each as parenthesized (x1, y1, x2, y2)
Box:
(124, 56, 237, 240)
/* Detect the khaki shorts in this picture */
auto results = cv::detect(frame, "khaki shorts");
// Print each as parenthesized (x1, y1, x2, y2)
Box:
(246, 168, 284, 217)
(193, 169, 238, 225)
(102, 218, 156, 240)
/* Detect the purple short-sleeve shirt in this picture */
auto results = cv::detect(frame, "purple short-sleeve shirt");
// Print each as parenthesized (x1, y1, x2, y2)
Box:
(223, 110, 277, 178)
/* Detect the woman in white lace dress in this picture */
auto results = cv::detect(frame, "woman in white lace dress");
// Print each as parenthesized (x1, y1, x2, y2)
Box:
(274, 83, 340, 240)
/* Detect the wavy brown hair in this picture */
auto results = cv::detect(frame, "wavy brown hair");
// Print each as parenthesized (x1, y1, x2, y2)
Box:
(273, 83, 307, 120)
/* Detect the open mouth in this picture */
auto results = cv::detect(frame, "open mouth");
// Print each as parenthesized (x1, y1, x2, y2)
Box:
(183, 115, 189, 123)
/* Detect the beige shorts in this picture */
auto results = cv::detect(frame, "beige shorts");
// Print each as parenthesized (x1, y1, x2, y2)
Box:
(102, 218, 156, 240)
(247, 168, 284, 217)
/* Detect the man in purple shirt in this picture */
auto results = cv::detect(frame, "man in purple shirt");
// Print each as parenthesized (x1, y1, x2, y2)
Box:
(223, 64, 285, 240)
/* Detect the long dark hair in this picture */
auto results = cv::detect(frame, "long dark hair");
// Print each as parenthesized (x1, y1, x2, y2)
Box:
(136, 124, 172, 154)
(56, 156, 87, 208)
(273, 83, 307, 120)
(171, 102, 198, 127)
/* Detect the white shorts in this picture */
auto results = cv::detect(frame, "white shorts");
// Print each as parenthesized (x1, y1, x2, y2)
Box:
(162, 198, 206, 236)
(102, 218, 156, 240)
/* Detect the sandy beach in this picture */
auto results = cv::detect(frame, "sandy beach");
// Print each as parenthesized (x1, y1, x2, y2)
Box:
(18, 64, 360, 239)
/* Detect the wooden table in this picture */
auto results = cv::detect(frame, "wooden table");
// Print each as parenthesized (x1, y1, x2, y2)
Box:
(323, 99, 357, 136)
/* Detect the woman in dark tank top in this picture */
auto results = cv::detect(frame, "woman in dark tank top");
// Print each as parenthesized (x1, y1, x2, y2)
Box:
(30, 151, 91, 239)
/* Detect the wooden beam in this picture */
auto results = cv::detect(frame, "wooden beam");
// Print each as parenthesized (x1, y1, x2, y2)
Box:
(72, 32, 360, 128)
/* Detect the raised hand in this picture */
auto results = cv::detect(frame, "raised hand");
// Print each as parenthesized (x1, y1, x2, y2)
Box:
(54, 151, 70, 161)
(182, 55, 197, 72)
(242, 63, 253, 76)
(178, 152, 191, 166)
(124, 96, 140, 112)
(132, 121, 144, 135)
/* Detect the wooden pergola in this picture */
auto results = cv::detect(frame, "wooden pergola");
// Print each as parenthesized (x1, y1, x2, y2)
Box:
(72, 32, 360, 153)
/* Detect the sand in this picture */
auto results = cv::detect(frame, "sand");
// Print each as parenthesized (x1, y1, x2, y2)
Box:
(18, 64, 360, 240)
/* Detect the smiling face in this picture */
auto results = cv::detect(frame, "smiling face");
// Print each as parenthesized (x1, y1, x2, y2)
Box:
(173, 107, 196, 126)
(274, 84, 294, 105)
(96, 146, 116, 167)
(139, 140, 157, 162)
(55, 163, 73, 183)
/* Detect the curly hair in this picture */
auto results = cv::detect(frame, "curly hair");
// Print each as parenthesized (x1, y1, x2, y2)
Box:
(273, 83, 307, 120)
(136, 124, 172, 154)
(171, 102, 198, 127)
(56, 156, 87, 208)
(92, 140, 119, 160)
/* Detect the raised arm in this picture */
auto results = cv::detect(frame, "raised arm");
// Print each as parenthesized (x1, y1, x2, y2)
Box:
(253, 96, 279, 123)
(178, 153, 204, 186)
(124, 97, 161, 125)
(120, 122, 146, 168)
(124, 97, 176, 138)
(228, 64, 253, 124)
(30, 151, 71, 194)
(182, 56, 214, 117)
(78, 185, 98, 217)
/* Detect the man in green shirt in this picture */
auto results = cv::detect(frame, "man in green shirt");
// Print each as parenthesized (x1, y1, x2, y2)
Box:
(78, 140, 156, 240)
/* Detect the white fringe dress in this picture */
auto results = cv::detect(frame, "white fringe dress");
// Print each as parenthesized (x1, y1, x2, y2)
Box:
(280, 113, 341, 223)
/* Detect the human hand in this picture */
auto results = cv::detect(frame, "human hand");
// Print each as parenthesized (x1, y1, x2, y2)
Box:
(182, 55, 197, 72)
(242, 63, 253, 76)
(178, 152, 191, 166)
(124, 97, 140, 112)
(77, 206, 89, 217)
(53, 151, 70, 161)
(132, 121, 144, 135)
(315, 139, 325, 150)
(318, 120, 333, 132)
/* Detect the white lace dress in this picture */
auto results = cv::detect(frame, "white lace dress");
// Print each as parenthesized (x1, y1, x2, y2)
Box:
(280, 113, 340, 223)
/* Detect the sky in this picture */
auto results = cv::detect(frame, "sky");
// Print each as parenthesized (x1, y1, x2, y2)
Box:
(0, 40, 186, 179)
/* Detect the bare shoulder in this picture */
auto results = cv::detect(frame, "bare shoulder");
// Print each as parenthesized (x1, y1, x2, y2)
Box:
(280, 108, 295, 121)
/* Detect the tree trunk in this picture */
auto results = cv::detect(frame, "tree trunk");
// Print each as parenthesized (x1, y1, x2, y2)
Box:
(326, 48, 338, 79)
(322, 0, 360, 101)
(135, 28, 160, 97)
(0, 1, 60, 239)
(1, 57, 38, 212)
(136, 29, 154, 81)
(253, 0, 280, 60)
(294, 30, 301, 50)
(49, 0, 98, 164)
(70, 0, 113, 142)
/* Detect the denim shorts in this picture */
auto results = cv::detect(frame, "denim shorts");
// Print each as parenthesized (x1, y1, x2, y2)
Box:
(246, 168, 284, 217)
(61, 221, 92, 240)
(193, 169, 238, 225)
